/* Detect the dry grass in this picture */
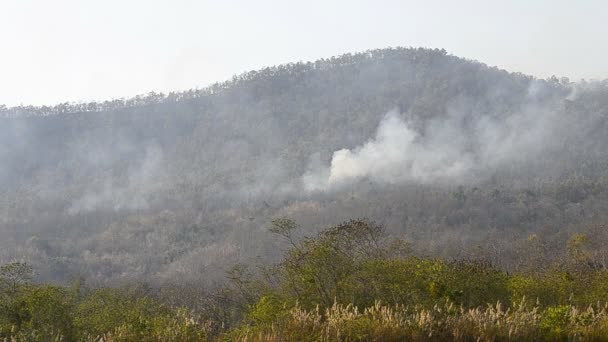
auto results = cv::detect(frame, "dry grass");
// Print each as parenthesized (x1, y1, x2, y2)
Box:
(230, 300, 608, 341)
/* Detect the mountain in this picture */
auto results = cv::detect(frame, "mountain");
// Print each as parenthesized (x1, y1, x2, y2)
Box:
(2, 47, 608, 284)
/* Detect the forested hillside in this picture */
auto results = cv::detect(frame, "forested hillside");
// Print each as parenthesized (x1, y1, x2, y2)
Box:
(2, 47, 608, 286)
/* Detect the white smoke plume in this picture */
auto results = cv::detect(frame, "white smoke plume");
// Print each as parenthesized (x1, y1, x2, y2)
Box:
(67, 144, 165, 214)
(303, 103, 564, 192)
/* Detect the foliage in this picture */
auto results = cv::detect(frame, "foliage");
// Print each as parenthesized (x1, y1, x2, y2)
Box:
(0, 269, 211, 341)
(227, 219, 608, 340)
(7, 221, 608, 340)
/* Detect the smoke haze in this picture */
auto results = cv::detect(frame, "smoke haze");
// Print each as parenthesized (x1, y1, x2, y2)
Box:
(303, 92, 566, 191)
(2, 48, 608, 284)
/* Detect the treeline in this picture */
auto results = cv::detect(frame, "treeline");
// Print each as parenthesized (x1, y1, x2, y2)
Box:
(0, 47, 461, 118)
(5, 219, 608, 341)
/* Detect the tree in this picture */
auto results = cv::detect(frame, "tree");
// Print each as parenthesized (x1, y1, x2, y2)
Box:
(0, 262, 32, 296)
(274, 218, 387, 307)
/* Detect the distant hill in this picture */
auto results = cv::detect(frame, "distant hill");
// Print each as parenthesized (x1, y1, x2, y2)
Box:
(2, 47, 608, 284)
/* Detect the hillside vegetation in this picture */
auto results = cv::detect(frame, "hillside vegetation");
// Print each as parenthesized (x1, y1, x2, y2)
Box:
(2, 48, 608, 284)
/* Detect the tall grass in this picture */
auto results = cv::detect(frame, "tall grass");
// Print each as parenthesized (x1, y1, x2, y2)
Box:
(228, 300, 608, 341)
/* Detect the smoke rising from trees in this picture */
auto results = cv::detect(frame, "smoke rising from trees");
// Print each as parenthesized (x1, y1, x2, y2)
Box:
(1, 48, 608, 284)
(303, 86, 570, 191)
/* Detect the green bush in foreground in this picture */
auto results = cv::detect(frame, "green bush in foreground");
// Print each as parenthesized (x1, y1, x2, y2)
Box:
(5, 218, 608, 341)
(0, 267, 210, 341)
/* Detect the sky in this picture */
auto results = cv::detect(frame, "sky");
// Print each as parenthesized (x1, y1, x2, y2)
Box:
(0, 0, 606, 107)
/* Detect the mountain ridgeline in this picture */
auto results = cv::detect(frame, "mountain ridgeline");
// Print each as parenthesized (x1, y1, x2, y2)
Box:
(2, 47, 608, 284)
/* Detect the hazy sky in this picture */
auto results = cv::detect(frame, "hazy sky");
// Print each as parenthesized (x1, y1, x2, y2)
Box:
(1, 0, 606, 106)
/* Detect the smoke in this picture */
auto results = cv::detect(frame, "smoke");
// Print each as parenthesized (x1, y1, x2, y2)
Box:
(67, 144, 165, 214)
(303, 101, 566, 192)
(303, 109, 471, 191)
